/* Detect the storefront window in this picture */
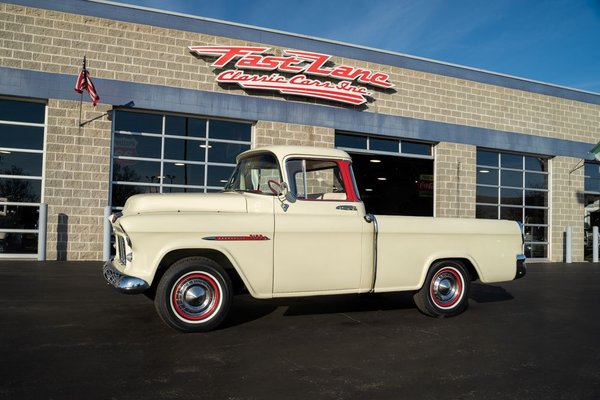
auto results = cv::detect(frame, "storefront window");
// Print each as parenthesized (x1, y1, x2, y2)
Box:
(0, 98, 46, 256)
(336, 132, 432, 157)
(584, 162, 600, 261)
(476, 150, 549, 259)
(111, 111, 252, 207)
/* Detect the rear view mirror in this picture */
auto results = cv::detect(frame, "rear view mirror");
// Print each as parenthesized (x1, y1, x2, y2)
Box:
(279, 182, 296, 203)
(268, 181, 295, 211)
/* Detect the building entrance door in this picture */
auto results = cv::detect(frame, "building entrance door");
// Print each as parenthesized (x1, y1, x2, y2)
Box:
(349, 152, 434, 216)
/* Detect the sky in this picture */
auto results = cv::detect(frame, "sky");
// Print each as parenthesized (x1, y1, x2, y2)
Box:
(113, 0, 600, 93)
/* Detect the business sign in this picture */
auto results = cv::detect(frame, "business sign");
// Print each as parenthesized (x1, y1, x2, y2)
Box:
(189, 46, 394, 106)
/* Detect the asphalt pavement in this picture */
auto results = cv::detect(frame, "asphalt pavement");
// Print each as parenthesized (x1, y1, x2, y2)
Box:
(1, 260, 600, 400)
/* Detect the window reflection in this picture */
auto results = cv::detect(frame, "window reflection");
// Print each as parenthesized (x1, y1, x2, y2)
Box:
(476, 149, 549, 259)
(164, 138, 206, 162)
(370, 137, 398, 152)
(114, 133, 161, 159)
(207, 166, 235, 187)
(501, 188, 522, 205)
(525, 173, 547, 189)
(501, 170, 523, 187)
(209, 120, 251, 141)
(584, 162, 600, 193)
(0, 152, 43, 177)
(115, 111, 162, 134)
(525, 156, 547, 172)
(0, 98, 45, 256)
(0, 177, 41, 202)
(208, 142, 250, 164)
(584, 193, 600, 260)
(335, 133, 367, 149)
(112, 160, 161, 184)
(500, 207, 522, 221)
(402, 141, 431, 156)
(111, 184, 157, 208)
(476, 205, 498, 219)
(476, 186, 498, 204)
(335, 132, 432, 157)
(525, 190, 547, 207)
(0, 99, 45, 124)
(477, 151, 498, 167)
(163, 162, 204, 186)
(501, 153, 522, 169)
(111, 111, 252, 207)
(477, 168, 498, 186)
(0, 125, 44, 150)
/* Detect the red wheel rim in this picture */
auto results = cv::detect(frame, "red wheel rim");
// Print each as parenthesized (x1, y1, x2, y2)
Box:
(429, 267, 464, 309)
(170, 272, 222, 322)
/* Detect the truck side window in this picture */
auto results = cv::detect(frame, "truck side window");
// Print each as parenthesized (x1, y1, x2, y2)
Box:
(286, 159, 347, 201)
(224, 153, 282, 194)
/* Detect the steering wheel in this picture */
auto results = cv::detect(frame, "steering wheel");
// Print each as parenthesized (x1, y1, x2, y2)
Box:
(267, 180, 281, 195)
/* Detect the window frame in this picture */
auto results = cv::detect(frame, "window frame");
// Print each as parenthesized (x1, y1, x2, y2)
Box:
(476, 149, 550, 260)
(0, 97, 47, 258)
(285, 157, 350, 202)
(110, 109, 252, 208)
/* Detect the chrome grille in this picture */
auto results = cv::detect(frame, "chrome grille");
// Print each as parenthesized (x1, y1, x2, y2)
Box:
(117, 235, 127, 265)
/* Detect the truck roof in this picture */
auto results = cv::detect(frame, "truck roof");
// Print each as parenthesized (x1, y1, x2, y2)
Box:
(237, 145, 352, 162)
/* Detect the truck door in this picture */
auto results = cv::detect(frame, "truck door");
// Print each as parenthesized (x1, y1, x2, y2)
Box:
(273, 158, 364, 294)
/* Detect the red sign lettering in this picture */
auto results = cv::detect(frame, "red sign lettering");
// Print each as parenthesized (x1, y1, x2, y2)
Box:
(189, 46, 394, 106)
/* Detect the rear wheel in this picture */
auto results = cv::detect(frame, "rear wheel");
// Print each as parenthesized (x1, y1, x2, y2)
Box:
(413, 260, 470, 318)
(155, 257, 232, 332)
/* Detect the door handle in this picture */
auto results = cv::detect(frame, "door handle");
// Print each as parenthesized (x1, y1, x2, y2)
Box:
(336, 205, 357, 211)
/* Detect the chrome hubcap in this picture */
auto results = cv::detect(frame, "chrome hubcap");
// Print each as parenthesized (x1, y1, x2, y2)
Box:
(175, 277, 216, 318)
(431, 268, 462, 308)
(184, 285, 209, 308)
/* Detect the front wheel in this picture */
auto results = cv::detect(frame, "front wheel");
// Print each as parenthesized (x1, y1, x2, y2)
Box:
(155, 257, 232, 332)
(413, 260, 470, 318)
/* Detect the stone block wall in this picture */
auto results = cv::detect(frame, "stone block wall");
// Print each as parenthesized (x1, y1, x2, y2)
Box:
(0, 3, 599, 146)
(254, 121, 334, 148)
(45, 99, 111, 260)
(550, 156, 585, 262)
(434, 143, 476, 218)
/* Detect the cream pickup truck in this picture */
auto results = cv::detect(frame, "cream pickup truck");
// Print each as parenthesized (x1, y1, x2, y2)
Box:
(103, 146, 526, 332)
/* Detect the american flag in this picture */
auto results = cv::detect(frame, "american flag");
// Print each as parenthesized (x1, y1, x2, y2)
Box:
(74, 56, 99, 106)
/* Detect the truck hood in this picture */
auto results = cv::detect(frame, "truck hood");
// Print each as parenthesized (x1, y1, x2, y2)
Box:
(122, 192, 247, 215)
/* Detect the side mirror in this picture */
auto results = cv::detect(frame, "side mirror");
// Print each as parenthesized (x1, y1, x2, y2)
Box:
(279, 182, 296, 203)
(268, 180, 295, 211)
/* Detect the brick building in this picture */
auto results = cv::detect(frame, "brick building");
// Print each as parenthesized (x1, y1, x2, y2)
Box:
(0, 0, 599, 262)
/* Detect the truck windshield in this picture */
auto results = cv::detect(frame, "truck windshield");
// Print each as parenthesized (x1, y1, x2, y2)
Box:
(223, 153, 282, 194)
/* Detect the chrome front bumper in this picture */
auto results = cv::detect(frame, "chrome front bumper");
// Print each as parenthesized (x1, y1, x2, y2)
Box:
(102, 262, 150, 294)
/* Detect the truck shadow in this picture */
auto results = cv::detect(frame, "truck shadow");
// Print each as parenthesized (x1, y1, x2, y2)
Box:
(222, 284, 513, 328)
(469, 283, 514, 303)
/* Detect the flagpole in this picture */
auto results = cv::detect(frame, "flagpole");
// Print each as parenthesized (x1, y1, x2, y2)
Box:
(78, 55, 86, 128)
(78, 91, 84, 128)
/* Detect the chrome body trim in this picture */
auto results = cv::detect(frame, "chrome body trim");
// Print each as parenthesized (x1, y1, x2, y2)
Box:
(102, 262, 149, 294)
(365, 213, 379, 292)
